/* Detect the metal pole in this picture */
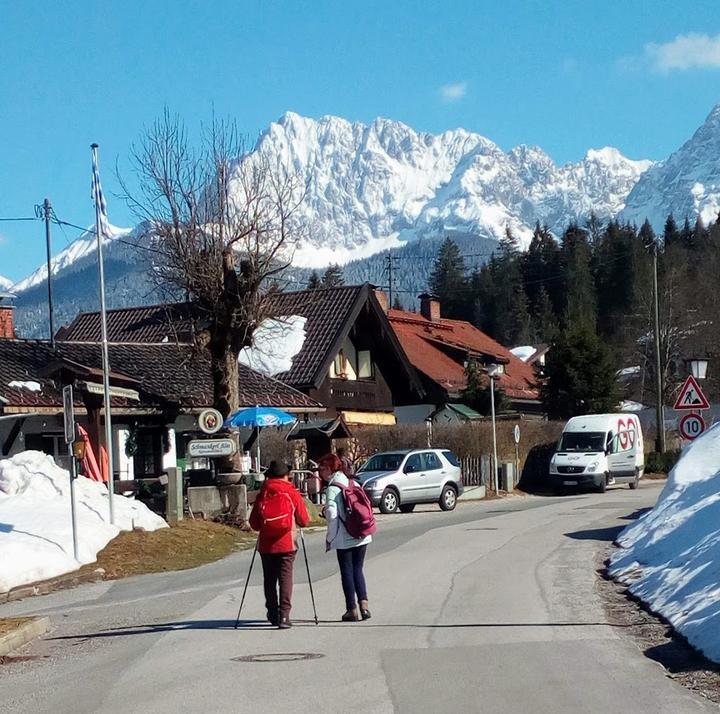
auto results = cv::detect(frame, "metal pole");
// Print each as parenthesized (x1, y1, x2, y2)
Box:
(234, 538, 259, 628)
(43, 198, 55, 348)
(92, 144, 115, 524)
(387, 254, 393, 308)
(68, 441, 80, 561)
(490, 375, 498, 492)
(300, 529, 319, 625)
(652, 243, 665, 453)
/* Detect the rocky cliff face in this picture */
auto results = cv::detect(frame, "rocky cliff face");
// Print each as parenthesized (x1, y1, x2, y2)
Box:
(622, 104, 720, 229)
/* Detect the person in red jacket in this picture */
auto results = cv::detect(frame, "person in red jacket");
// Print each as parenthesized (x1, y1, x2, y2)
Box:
(249, 460, 310, 629)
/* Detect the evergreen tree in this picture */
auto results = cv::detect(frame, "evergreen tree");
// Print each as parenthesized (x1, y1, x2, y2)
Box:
(663, 214, 681, 249)
(541, 323, 619, 419)
(560, 223, 596, 328)
(307, 270, 321, 290)
(429, 238, 468, 319)
(534, 286, 557, 342)
(321, 264, 344, 287)
(692, 216, 708, 248)
(680, 217, 693, 249)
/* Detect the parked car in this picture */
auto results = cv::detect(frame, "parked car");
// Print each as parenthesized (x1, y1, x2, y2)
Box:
(355, 448, 464, 513)
(549, 413, 645, 494)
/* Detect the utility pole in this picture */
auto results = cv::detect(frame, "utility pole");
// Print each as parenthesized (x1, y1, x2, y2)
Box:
(652, 240, 665, 453)
(386, 254, 394, 308)
(43, 198, 55, 348)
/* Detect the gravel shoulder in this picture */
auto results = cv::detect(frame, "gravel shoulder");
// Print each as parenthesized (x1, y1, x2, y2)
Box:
(598, 544, 720, 707)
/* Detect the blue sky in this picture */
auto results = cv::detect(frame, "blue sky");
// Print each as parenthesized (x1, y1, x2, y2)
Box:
(1, 0, 720, 281)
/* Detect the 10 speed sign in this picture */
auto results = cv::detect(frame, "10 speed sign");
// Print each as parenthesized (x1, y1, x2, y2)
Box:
(679, 413, 705, 441)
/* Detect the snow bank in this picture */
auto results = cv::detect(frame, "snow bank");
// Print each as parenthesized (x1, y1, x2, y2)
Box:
(0, 451, 167, 594)
(609, 423, 720, 661)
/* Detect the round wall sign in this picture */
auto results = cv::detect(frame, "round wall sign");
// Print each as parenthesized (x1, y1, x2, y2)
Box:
(198, 408, 224, 434)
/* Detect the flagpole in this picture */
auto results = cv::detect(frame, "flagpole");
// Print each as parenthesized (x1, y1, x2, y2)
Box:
(91, 143, 115, 525)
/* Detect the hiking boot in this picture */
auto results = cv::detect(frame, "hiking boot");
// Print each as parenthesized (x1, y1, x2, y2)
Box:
(341, 609, 359, 622)
(267, 609, 279, 627)
(278, 616, 292, 630)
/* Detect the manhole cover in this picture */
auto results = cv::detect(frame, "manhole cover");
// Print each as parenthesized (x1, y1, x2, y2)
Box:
(232, 652, 325, 663)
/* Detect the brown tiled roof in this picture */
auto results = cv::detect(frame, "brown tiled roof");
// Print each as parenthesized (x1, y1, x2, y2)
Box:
(387, 309, 540, 401)
(56, 284, 407, 391)
(0, 339, 322, 412)
(57, 302, 198, 344)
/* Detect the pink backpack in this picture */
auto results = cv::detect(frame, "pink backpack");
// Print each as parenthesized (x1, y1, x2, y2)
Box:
(333, 480, 377, 539)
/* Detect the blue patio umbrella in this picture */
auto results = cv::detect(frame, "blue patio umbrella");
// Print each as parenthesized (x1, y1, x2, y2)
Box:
(224, 406, 296, 472)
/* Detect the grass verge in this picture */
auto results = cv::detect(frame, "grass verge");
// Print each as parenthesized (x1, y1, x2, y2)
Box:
(80, 519, 257, 581)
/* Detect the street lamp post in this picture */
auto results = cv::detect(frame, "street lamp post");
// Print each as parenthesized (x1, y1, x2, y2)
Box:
(487, 364, 500, 492)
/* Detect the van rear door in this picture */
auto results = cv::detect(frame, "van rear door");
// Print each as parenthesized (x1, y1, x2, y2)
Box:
(607, 416, 638, 478)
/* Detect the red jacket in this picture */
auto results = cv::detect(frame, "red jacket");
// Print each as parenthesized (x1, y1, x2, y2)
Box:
(249, 478, 310, 554)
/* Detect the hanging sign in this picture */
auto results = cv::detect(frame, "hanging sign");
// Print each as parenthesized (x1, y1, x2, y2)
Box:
(198, 408, 224, 434)
(674, 375, 710, 411)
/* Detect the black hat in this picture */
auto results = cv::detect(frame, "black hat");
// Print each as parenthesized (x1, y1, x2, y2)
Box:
(266, 460, 291, 478)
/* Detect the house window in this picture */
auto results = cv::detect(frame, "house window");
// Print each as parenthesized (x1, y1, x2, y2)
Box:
(358, 350, 373, 379)
(330, 337, 358, 380)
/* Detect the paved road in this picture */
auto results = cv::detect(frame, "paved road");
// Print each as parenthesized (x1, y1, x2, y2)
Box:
(0, 482, 715, 713)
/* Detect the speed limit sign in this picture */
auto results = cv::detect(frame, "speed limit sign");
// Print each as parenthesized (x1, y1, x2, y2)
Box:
(679, 413, 705, 441)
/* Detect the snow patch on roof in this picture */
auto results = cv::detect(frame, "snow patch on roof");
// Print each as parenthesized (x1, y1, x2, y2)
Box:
(510, 345, 536, 362)
(239, 315, 307, 377)
(8, 380, 42, 392)
(609, 422, 720, 662)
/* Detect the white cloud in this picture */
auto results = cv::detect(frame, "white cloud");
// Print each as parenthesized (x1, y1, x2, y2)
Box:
(646, 32, 720, 71)
(439, 82, 468, 102)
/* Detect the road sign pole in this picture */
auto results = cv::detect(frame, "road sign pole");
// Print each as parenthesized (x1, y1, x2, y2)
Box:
(68, 440, 80, 561)
(63, 385, 80, 561)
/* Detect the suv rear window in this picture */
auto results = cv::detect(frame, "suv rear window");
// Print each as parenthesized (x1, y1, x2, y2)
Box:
(442, 450, 460, 467)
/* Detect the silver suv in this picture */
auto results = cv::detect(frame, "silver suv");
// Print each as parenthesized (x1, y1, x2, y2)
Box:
(355, 449, 463, 514)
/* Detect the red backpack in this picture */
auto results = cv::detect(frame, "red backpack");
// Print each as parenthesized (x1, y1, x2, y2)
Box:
(259, 490, 295, 536)
(333, 479, 377, 539)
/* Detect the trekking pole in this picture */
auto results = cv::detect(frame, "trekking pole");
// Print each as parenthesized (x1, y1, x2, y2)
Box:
(234, 538, 259, 629)
(300, 529, 319, 625)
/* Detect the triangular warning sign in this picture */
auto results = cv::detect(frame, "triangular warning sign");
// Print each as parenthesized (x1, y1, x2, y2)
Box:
(674, 375, 710, 410)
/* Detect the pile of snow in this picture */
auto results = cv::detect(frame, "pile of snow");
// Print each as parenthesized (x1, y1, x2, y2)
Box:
(238, 315, 307, 376)
(609, 423, 720, 662)
(0, 275, 14, 292)
(0, 451, 166, 594)
(7, 380, 42, 392)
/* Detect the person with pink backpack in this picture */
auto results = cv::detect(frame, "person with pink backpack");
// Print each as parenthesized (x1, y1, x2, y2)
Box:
(249, 461, 309, 629)
(318, 453, 376, 622)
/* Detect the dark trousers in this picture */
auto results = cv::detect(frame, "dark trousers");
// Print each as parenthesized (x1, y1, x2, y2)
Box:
(261, 551, 296, 620)
(336, 545, 368, 610)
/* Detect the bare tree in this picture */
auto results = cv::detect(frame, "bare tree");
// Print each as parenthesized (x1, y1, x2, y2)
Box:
(124, 111, 305, 416)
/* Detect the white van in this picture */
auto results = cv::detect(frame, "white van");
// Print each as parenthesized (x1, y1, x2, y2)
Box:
(549, 413, 644, 493)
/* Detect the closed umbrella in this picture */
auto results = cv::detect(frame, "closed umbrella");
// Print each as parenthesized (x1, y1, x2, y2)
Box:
(224, 406, 296, 473)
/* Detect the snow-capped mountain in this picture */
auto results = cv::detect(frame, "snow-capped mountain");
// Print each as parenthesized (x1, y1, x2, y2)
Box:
(11, 223, 133, 294)
(253, 112, 651, 265)
(0, 275, 13, 292)
(622, 105, 720, 228)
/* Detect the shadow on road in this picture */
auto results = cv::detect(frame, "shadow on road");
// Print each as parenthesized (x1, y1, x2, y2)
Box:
(564, 525, 624, 541)
(619, 507, 652, 521)
(49, 618, 648, 640)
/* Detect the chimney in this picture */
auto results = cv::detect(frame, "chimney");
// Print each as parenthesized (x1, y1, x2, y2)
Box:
(419, 293, 441, 322)
(374, 289, 389, 313)
(0, 292, 15, 339)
